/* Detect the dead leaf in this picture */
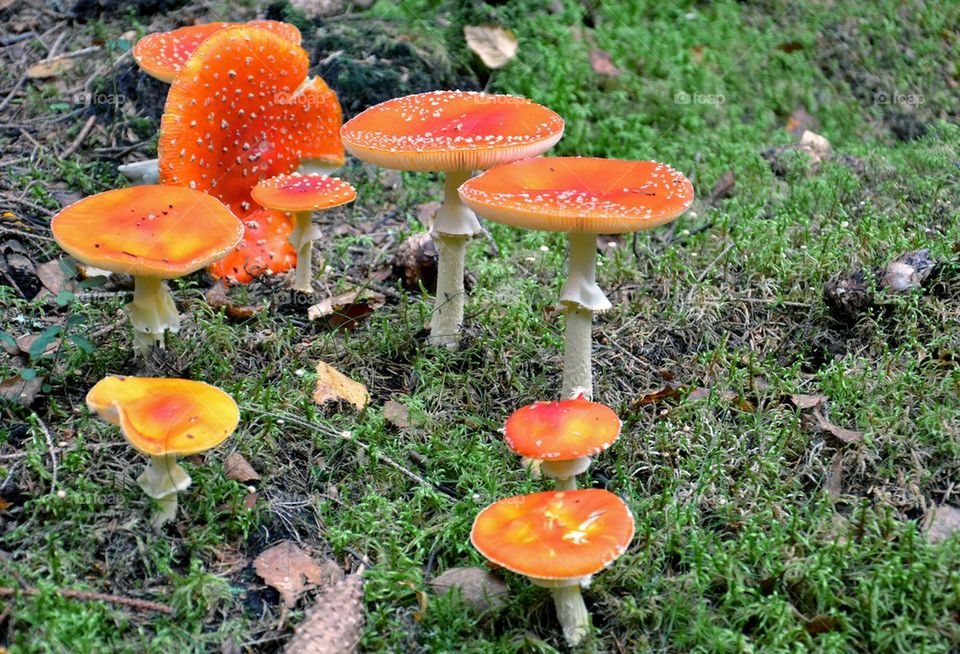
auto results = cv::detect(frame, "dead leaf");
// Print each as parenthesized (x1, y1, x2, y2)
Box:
(307, 289, 385, 328)
(285, 572, 364, 654)
(464, 25, 518, 69)
(313, 362, 368, 411)
(0, 375, 43, 407)
(925, 504, 960, 544)
(429, 567, 509, 613)
(382, 400, 410, 429)
(589, 48, 622, 77)
(205, 282, 263, 320)
(800, 129, 831, 160)
(805, 614, 840, 635)
(812, 409, 864, 444)
(224, 452, 260, 482)
(16, 334, 60, 358)
(242, 492, 258, 510)
(786, 106, 819, 137)
(35, 259, 70, 295)
(415, 201, 441, 229)
(883, 249, 935, 293)
(776, 41, 804, 54)
(634, 385, 685, 405)
(253, 541, 342, 608)
(707, 171, 736, 204)
(394, 232, 438, 292)
(790, 394, 828, 410)
(26, 57, 76, 80)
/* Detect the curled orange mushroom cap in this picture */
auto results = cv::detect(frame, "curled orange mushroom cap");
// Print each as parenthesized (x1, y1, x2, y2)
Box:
(504, 396, 621, 461)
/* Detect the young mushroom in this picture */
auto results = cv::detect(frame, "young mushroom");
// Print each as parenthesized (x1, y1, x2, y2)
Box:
(471, 489, 634, 646)
(340, 91, 564, 347)
(460, 157, 694, 397)
(505, 396, 621, 490)
(86, 376, 239, 528)
(51, 185, 243, 353)
(251, 173, 357, 293)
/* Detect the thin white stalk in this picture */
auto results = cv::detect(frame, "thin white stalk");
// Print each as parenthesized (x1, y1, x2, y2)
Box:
(117, 159, 159, 185)
(126, 276, 179, 354)
(560, 232, 610, 399)
(550, 584, 590, 646)
(136, 454, 191, 529)
(541, 457, 592, 491)
(289, 211, 322, 293)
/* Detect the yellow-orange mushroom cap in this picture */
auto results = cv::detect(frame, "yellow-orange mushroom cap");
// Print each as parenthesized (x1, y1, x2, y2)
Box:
(340, 91, 564, 173)
(132, 20, 301, 83)
(251, 172, 357, 213)
(504, 396, 621, 461)
(471, 489, 634, 580)
(459, 157, 695, 234)
(86, 376, 239, 457)
(51, 185, 243, 278)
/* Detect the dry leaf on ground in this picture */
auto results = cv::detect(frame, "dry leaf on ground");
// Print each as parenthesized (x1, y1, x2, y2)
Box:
(307, 289, 385, 327)
(382, 400, 410, 429)
(812, 409, 864, 444)
(253, 541, 342, 608)
(790, 394, 828, 409)
(429, 567, 509, 612)
(925, 504, 960, 544)
(313, 362, 368, 411)
(26, 57, 76, 79)
(285, 572, 364, 654)
(589, 48, 622, 77)
(205, 282, 263, 320)
(0, 375, 43, 407)
(464, 25, 518, 68)
(224, 452, 259, 482)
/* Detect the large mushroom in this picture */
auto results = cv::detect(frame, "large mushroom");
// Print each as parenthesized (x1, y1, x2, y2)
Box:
(340, 91, 564, 347)
(460, 157, 694, 397)
(251, 172, 357, 292)
(159, 25, 344, 284)
(87, 376, 239, 528)
(471, 489, 634, 646)
(120, 20, 302, 184)
(51, 185, 243, 353)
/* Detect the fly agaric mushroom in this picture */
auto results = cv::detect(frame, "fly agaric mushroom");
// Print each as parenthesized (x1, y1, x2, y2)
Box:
(460, 157, 693, 397)
(51, 185, 243, 353)
(471, 489, 634, 646)
(159, 25, 344, 284)
(505, 396, 621, 490)
(251, 173, 357, 292)
(120, 20, 301, 184)
(86, 376, 239, 528)
(341, 91, 564, 347)
(208, 208, 297, 284)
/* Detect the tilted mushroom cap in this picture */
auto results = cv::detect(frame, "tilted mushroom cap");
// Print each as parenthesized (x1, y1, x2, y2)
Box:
(86, 376, 239, 457)
(471, 489, 634, 580)
(459, 157, 694, 234)
(340, 90, 564, 173)
(132, 20, 301, 83)
(51, 185, 243, 278)
(251, 172, 357, 213)
(504, 396, 621, 461)
(208, 208, 297, 283)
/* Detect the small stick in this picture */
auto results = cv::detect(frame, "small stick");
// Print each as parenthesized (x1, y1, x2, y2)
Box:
(59, 114, 96, 158)
(35, 417, 58, 493)
(0, 587, 173, 614)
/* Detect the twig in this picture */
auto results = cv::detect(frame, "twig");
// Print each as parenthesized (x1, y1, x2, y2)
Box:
(59, 114, 96, 158)
(0, 75, 26, 112)
(35, 417, 58, 493)
(0, 587, 173, 614)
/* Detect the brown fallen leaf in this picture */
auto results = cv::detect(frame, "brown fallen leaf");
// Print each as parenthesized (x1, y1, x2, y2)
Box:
(285, 571, 365, 654)
(805, 614, 840, 636)
(253, 541, 342, 608)
(589, 48, 622, 77)
(224, 452, 259, 482)
(634, 384, 685, 405)
(307, 289, 385, 328)
(205, 282, 263, 320)
(415, 201, 441, 229)
(0, 375, 43, 407)
(464, 25, 518, 69)
(429, 567, 509, 613)
(16, 334, 60, 358)
(35, 259, 71, 296)
(382, 400, 410, 429)
(812, 409, 864, 444)
(790, 393, 828, 410)
(26, 57, 76, 80)
(242, 492, 258, 510)
(313, 362, 368, 411)
(707, 170, 736, 205)
(883, 249, 935, 293)
(925, 504, 960, 544)
(394, 232, 439, 293)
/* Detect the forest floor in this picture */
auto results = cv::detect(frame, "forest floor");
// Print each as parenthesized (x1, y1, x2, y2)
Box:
(1, 0, 959, 652)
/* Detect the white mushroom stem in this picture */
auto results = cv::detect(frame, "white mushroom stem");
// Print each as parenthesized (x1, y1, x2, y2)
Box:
(541, 457, 592, 491)
(117, 159, 159, 185)
(560, 232, 612, 399)
(289, 211, 324, 293)
(126, 276, 180, 354)
(298, 159, 341, 176)
(532, 577, 592, 647)
(137, 454, 191, 528)
(429, 170, 481, 348)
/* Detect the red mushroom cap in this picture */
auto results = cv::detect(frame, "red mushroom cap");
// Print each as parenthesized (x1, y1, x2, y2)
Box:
(132, 20, 301, 83)
(208, 208, 296, 284)
(504, 396, 621, 460)
(459, 157, 694, 234)
(251, 173, 357, 213)
(471, 489, 634, 580)
(340, 90, 564, 172)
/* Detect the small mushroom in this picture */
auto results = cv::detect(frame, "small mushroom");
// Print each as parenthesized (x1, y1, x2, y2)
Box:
(460, 157, 693, 397)
(51, 185, 243, 353)
(505, 396, 621, 490)
(86, 376, 239, 528)
(471, 489, 634, 646)
(341, 91, 564, 347)
(251, 173, 357, 293)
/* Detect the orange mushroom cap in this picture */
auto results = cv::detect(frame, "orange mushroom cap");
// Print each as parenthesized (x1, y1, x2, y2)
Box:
(251, 172, 357, 213)
(51, 185, 242, 278)
(86, 376, 239, 457)
(459, 157, 694, 234)
(471, 489, 634, 580)
(504, 396, 621, 460)
(340, 90, 564, 173)
(132, 20, 301, 83)
(208, 208, 297, 284)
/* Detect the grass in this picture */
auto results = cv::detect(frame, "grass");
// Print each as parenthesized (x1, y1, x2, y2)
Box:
(1, 0, 959, 652)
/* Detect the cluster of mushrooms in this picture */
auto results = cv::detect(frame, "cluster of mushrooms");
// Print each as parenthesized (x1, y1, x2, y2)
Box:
(47, 17, 696, 647)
